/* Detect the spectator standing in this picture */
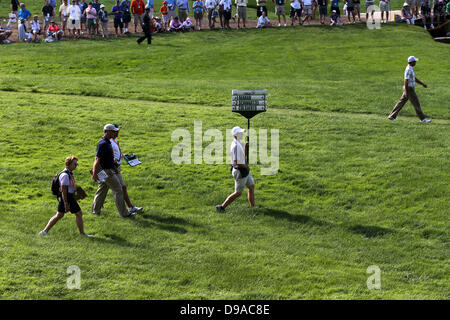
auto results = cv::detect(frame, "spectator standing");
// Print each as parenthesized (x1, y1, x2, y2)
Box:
(18, 3, 32, 28)
(388, 56, 431, 123)
(160, 1, 170, 30)
(290, 0, 302, 25)
(42, 0, 55, 33)
(31, 15, 41, 42)
(317, 0, 327, 24)
(68, 0, 81, 37)
(112, 0, 124, 35)
(166, 0, 177, 22)
(366, 0, 375, 22)
(11, 0, 20, 15)
(80, 0, 88, 32)
(137, 7, 152, 43)
(92, 124, 135, 218)
(215, 127, 255, 213)
(256, 0, 268, 18)
(433, 0, 445, 24)
(131, 0, 145, 32)
(146, 0, 154, 17)
(84, 2, 97, 35)
(219, 0, 232, 28)
(99, 4, 109, 37)
(379, 0, 390, 23)
(235, 0, 247, 28)
(218, 0, 225, 27)
(121, 0, 132, 33)
(344, 0, 355, 23)
(193, 0, 205, 29)
(176, 0, 190, 22)
(273, 0, 287, 27)
(92, 0, 102, 35)
(256, 9, 272, 27)
(421, 0, 434, 29)
(303, 0, 314, 24)
(205, 0, 217, 28)
(59, 0, 70, 33)
(39, 156, 92, 237)
(352, 0, 360, 21)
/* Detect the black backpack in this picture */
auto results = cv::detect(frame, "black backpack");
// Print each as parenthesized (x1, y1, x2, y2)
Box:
(51, 169, 70, 197)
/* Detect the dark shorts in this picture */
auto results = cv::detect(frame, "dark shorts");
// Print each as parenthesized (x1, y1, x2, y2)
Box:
(57, 193, 81, 214)
(224, 9, 232, 20)
(194, 12, 203, 19)
(257, 5, 268, 17)
(290, 7, 302, 18)
(319, 5, 327, 15)
(114, 17, 124, 28)
(347, 6, 354, 12)
(331, 6, 340, 16)
(123, 12, 131, 23)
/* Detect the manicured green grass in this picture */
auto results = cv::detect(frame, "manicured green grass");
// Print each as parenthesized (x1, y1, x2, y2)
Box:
(0, 25, 448, 299)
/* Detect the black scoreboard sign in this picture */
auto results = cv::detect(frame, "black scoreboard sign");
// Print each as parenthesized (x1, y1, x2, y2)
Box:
(232, 90, 267, 119)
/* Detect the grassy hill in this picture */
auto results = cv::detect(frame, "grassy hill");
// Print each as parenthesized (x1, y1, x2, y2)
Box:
(0, 24, 449, 299)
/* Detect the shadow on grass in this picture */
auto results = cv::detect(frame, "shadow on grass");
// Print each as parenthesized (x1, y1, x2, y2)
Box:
(130, 212, 201, 234)
(93, 234, 135, 247)
(348, 224, 393, 238)
(257, 207, 327, 227)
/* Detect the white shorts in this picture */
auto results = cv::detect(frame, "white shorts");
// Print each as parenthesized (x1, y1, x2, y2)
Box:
(232, 168, 255, 193)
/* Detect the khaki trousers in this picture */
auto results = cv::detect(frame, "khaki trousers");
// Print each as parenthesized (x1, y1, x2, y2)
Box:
(92, 168, 129, 217)
(389, 86, 426, 120)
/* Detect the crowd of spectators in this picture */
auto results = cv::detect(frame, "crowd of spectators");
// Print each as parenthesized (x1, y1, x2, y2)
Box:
(1, 0, 449, 43)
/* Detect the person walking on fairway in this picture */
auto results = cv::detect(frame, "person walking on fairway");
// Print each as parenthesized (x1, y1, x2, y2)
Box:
(92, 124, 136, 218)
(39, 156, 92, 237)
(216, 126, 255, 213)
(388, 56, 431, 123)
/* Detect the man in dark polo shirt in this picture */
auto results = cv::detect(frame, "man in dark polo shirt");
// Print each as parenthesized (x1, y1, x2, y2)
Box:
(91, 124, 135, 218)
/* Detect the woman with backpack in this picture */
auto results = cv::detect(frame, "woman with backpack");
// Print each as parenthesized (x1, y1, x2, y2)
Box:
(39, 156, 92, 237)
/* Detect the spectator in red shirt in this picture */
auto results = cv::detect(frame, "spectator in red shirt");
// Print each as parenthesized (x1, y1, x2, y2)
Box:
(130, 0, 145, 32)
(48, 20, 64, 40)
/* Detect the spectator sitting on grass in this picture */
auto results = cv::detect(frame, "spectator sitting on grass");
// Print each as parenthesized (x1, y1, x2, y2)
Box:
(256, 10, 271, 27)
(182, 16, 195, 30)
(18, 18, 32, 41)
(0, 25, 13, 44)
(421, 0, 434, 29)
(31, 15, 41, 42)
(169, 15, 183, 31)
(153, 16, 164, 32)
(47, 19, 64, 40)
(401, 2, 414, 24)
(330, 9, 340, 25)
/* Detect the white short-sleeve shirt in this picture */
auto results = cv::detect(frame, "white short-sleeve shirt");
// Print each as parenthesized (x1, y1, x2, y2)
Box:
(230, 138, 246, 168)
(404, 64, 415, 87)
(110, 138, 122, 165)
(59, 170, 75, 194)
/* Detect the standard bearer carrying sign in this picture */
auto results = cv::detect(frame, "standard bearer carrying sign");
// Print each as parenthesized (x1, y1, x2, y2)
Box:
(232, 90, 267, 118)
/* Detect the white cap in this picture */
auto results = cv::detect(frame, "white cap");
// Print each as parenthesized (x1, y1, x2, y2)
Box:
(403, 2, 409, 6)
(100, 4, 105, 8)
(231, 126, 245, 136)
(104, 123, 119, 131)
(408, 56, 419, 63)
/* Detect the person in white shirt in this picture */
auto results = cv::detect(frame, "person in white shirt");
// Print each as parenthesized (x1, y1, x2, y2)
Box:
(290, 0, 302, 25)
(205, 0, 217, 28)
(219, 0, 232, 28)
(68, 0, 81, 37)
(388, 56, 431, 123)
(110, 123, 144, 214)
(31, 15, 41, 42)
(18, 19, 32, 41)
(256, 9, 271, 27)
(182, 16, 195, 30)
(216, 127, 255, 213)
(235, 0, 247, 28)
(302, 0, 314, 24)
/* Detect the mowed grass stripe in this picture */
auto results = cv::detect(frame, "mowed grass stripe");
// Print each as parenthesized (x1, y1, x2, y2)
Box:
(0, 90, 448, 299)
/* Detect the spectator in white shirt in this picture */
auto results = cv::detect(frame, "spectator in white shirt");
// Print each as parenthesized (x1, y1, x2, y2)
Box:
(68, 0, 82, 38)
(205, 0, 217, 28)
(256, 9, 271, 27)
(31, 15, 41, 42)
(219, 0, 232, 29)
(235, 0, 247, 28)
(18, 18, 32, 41)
